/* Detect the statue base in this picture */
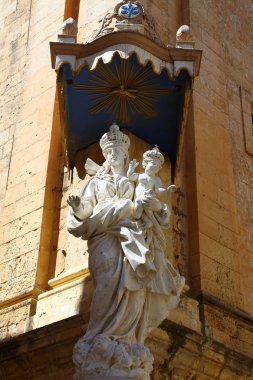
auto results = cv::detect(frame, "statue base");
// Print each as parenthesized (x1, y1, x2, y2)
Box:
(73, 334, 153, 380)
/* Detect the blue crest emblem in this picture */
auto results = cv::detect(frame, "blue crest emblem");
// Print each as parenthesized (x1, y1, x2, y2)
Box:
(119, 3, 141, 19)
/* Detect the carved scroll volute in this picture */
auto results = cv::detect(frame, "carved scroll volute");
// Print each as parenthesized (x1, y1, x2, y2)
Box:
(88, 0, 164, 46)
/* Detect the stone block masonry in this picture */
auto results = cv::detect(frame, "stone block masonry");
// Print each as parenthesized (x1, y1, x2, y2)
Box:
(0, 0, 65, 338)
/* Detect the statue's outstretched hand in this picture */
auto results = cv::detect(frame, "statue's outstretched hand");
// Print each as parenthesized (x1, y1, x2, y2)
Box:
(167, 184, 177, 193)
(128, 159, 139, 173)
(67, 195, 81, 212)
(67, 195, 93, 220)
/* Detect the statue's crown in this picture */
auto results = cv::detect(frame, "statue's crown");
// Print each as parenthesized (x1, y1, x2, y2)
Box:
(143, 145, 164, 165)
(100, 123, 130, 152)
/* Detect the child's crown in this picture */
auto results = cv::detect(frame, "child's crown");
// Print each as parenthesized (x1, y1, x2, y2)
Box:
(143, 145, 164, 165)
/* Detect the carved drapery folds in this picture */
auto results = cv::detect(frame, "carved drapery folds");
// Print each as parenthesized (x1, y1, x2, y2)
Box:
(67, 125, 185, 379)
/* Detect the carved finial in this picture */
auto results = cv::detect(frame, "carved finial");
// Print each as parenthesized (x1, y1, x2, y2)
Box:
(176, 25, 192, 42)
(62, 17, 78, 36)
(176, 25, 195, 49)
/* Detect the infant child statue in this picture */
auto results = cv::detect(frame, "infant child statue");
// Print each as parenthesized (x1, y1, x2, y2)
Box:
(127, 145, 176, 229)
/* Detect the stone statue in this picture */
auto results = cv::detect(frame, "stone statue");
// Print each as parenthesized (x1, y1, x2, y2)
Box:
(67, 123, 185, 380)
(127, 145, 177, 230)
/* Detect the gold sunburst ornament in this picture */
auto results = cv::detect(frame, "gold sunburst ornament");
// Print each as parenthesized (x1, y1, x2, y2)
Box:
(74, 57, 177, 123)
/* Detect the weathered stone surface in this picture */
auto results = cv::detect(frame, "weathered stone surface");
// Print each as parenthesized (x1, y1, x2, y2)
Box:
(0, 0, 64, 310)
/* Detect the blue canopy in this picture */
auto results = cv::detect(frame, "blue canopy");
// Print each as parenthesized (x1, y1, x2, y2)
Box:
(58, 52, 191, 177)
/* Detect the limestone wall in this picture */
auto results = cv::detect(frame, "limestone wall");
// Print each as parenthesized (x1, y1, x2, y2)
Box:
(187, 0, 253, 358)
(0, 0, 64, 340)
(189, 0, 253, 311)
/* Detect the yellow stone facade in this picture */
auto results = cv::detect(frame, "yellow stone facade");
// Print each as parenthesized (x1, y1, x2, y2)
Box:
(0, 0, 253, 379)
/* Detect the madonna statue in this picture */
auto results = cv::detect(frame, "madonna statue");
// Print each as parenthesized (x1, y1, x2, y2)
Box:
(67, 123, 184, 380)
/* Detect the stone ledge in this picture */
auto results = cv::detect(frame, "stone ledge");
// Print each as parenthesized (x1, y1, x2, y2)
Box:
(48, 268, 90, 290)
(0, 314, 252, 379)
(32, 275, 200, 334)
(0, 287, 43, 310)
(198, 291, 253, 325)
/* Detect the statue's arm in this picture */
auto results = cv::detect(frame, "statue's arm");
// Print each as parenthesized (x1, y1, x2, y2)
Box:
(155, 178, 177, 195)
(67, 195, 93, 220)
(128, 172, 139, 182)
(142, 191, 170, 227)
(154, 177, 166, 195)
(127, 159, 139, 182)
(67, 179, 97, 221)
